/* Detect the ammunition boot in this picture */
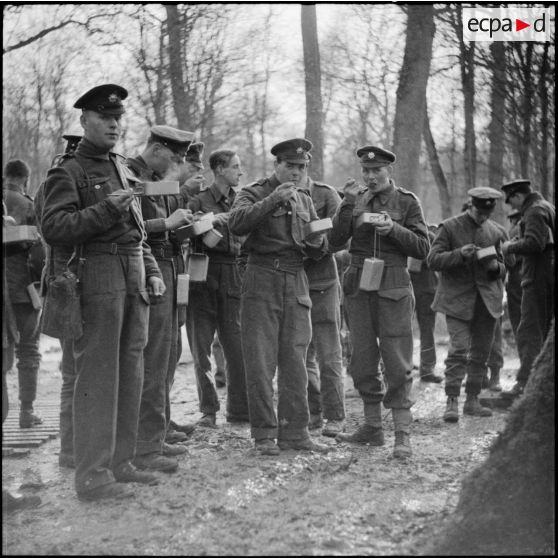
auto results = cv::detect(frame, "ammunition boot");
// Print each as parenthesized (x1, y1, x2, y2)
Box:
(113, 462, 159, 485)
(443, 397, 459, 423)
(162, 442, 188, 456)
(393, 431, 412, 459)
(133, 452, 178, 473)
(277, 438, 330, 453)
(488, 368, 502, 392)
(255, 439, 280, 456)
(19, 409, 43, 429)
(197, 413, 217, 428)
(308, 413, 323, 430)
(169, 419, 196, 436)
(165, 428, 189, 444)
(322, 419, 345, 438)
(336, 424, 384, 445)
(463, 395, 492, 417)
(78, 482, 134, 502)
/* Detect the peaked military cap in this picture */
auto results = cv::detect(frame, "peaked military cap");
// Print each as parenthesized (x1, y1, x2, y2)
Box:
(186, 142, 205, 164)
(468, 186, 502, 211)
(73, 84, 128, 115)
(150, 125, 195, 157)
(501, 179, 531, 203)
(356, 146, 396, 168)
(271, 138, 312, 164)
(62, 135, 82, 154)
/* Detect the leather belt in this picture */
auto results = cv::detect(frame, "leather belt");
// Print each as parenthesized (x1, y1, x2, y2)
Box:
(248, 253, 304, 274)
(84, 242, 142, 255)
(149, 245, 181, 259)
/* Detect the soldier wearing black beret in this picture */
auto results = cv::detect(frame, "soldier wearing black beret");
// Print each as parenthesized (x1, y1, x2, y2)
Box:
(500, 179, 555, 401)
(40, 84, 166, 501)
(229, 137, 330, 456)
(330, 145, 429, 459)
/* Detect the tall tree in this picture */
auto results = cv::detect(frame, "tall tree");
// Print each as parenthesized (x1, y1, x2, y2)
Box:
(538, 41, 550, 199)
(301, 4, 324, 180)
(392, 5, 435, 192)
(487, 41, 507, 223)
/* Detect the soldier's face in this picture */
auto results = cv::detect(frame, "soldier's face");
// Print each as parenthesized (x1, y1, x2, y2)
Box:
(274, 160, 307, 185)
(506, 192, 523, 211)
(80, 111, 121, 150)
(219, 155, 243, 187)
(361, 164, 391, 191)
(470, 205, 493, 224)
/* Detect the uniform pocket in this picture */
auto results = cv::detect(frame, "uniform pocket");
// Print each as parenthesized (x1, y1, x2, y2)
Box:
(77, 177, 111, 207)
(377, 290, 413, 336)
(342, 266, 361, 298)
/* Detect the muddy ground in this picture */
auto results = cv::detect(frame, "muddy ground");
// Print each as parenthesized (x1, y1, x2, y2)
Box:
(2, 322, 519, 556)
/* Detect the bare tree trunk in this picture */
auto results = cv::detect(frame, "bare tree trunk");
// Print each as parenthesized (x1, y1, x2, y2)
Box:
(539, 42, 550, 199)
(518, 43, 534, 177)
(165, 5, 190, 130)
(488, 41, 507, 224)
(301, 4, 324, 180)
(423, 102, 451, 219)
(392, 5, 435, 192)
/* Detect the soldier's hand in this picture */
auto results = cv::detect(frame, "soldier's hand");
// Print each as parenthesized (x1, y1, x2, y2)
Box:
(166, 208, 193, 230)
(460, 243, 477, 260)
(183, 175, 205, 196)
(273, 182, 296, 203)
(486, 258, 499, 273)
(147, 276, 166, 299)
(3, 215, 16, 226)
(374, 212, 394, 236)
(342, 179, 360, 204)
(107, 189, 134, 212)
(212, 213, 229, 228)
(501, 240, 512, 257)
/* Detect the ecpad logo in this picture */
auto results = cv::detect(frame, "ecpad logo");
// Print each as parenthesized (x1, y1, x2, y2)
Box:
(463, 7, 552, 42)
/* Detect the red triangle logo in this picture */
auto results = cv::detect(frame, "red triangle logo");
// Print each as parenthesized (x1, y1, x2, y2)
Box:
(516, 19, 530, 31)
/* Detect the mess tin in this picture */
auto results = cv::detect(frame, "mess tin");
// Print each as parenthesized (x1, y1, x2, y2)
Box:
(175, 215, 214, 242)
(305, 217, 333, 238)
(407, 257, 423, 273)
(476, 245, 497, 261)
(187, 253, 209, 282)
(359, 258, 385, 291)
(202, 228, 223, 248)
(356, 212, 388, 228)
(3, 225, 39, 244)
(176, 273, 190, 305)
(132, 181, 180, 196)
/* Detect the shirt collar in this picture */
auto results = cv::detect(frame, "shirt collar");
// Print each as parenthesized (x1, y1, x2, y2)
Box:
(76, 137, 111, 161)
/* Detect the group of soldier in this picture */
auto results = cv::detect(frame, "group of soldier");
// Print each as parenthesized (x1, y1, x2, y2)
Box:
(3, 83, 555, 503)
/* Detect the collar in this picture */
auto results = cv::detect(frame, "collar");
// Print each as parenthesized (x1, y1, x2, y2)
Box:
(76, 138, 111, 161)
(135, 156, 161, 181)
(521, 191, 544, 213)
(209, 181, 233, 204)
(362, 180, 395, 206)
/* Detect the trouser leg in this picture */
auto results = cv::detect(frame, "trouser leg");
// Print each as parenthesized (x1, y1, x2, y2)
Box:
(59, 338, 76, 459)
(444, 314, 471, 397)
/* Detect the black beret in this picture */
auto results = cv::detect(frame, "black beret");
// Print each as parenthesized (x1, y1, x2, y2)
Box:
(186, 142, 205, 164)
(271, 138, 312, 164)
(356, 146, 396, 168)
(74, 84, 128, 115)
(501, 179, 531, 202)
(150, 125, 194, 157)
(62, 135, 82, 153)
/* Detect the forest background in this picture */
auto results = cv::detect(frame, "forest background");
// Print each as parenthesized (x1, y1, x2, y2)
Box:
(2, 2, 555, 226)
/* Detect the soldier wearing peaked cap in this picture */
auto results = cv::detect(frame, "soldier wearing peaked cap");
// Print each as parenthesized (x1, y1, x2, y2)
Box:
(229, 137, 330, 456)
(126, 125, 197, 474)
(40, 84, 166, 501)
(330, 145, 429, 459)
(427, 185, 508, 423)
(179, 142, 206, 197)
(500, 179, 555, 401)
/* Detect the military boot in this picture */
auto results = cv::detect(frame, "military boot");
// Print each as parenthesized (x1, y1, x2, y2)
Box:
(443, 397, 459, 423)
(392, 409, 413, 459)
(393, 432, 412, 459)
(336, 424, 384, 445)
(501, 381, 525, 401)
(19, 405, 43, 429)
(463, 395, 492, 417)
(488, 368, 502, 392)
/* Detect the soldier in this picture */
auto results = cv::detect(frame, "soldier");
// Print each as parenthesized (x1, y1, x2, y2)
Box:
(34, 134, 82, 468)
(428, 187, 508, 423)
(127, 125, 196, 473)
(186, 149, 249, 427)
(331, 146, 429, 459)
(2, 159, 44, 429)
(41, 84, 166, 501)
(229, 138, 330, 456)
(504, 209, 522, 338)
(409, 223, 443, 384)
(303, 174, 346, 437)
(500, 179, 555, 401)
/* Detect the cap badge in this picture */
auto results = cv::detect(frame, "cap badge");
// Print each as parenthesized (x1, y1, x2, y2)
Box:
(296, 147, 304, 154)
(367, 152, 375, 159)
(108, 93, 119, 103)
